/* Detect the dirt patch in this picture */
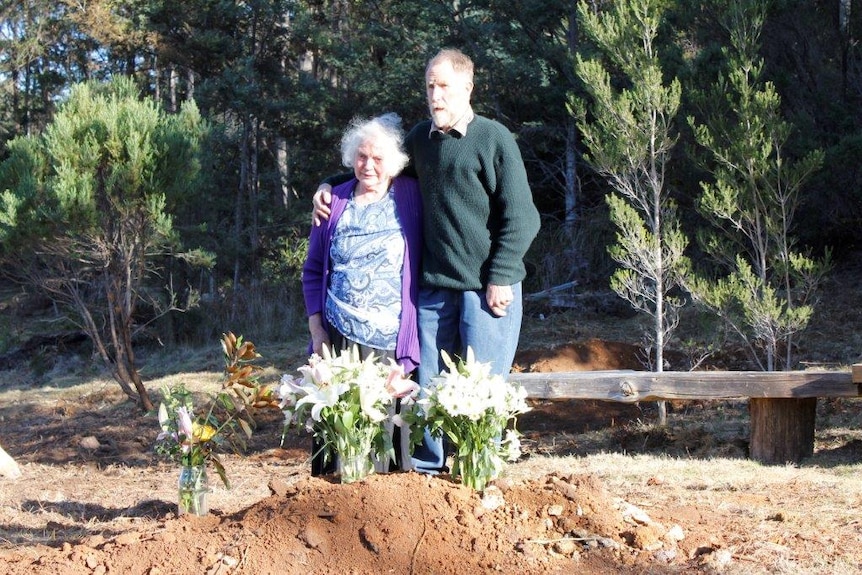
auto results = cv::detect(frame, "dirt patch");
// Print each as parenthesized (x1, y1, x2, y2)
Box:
(1, 333, 860, 574)
(513, 338, 646, 372)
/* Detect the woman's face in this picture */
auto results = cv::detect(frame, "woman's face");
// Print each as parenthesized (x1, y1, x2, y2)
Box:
(354, 139, 391, 193)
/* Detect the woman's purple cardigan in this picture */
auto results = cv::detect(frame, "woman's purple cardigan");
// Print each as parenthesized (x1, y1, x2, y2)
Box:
(302, 175, 423, 373)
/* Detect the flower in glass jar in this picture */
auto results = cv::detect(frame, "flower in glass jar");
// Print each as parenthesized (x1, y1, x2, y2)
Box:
(414, 347, 531, 490)
(278, 345, 419, 473)
(155, 333, 280, 488)
(156, 385, 225, 474)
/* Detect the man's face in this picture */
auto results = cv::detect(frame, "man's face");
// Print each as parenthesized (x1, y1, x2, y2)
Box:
(426, 60, 473, 132)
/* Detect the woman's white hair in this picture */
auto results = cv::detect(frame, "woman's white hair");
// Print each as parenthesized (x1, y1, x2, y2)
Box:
(340, 113, 409, 177)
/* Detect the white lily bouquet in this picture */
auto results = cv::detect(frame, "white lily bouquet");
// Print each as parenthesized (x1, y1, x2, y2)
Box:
(417, 347, 531, 491)
(278, 345, 419, 483)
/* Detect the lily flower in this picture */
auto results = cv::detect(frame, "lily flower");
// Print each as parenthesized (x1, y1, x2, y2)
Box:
(177, 406, 194, 440)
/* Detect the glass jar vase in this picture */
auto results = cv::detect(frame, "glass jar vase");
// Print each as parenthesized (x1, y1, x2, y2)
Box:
(178, 465, 209, 515)
(338, 452, 374, 483)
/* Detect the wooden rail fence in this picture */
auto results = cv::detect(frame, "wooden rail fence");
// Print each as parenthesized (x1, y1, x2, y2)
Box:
(508, 367, 862, 464)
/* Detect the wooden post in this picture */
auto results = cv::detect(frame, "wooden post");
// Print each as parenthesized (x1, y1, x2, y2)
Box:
(748, 398, 817, 464)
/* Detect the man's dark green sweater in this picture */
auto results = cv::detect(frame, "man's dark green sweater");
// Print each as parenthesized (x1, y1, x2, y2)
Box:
(405, 115, 540, 291)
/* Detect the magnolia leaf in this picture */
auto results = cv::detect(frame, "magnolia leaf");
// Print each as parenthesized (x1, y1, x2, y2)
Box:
(238, 418, 253, 439)
(210, 456, 230, 489)
(238, 342, 258, 360)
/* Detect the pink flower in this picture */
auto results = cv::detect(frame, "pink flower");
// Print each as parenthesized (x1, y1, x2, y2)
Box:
(177, 406, 194, 446)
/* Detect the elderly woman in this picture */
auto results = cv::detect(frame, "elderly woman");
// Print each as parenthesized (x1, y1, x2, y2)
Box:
(302, 113, 422, 475)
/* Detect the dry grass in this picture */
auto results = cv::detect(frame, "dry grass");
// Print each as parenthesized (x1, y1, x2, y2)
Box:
(2, 254, 862, 573)
(2, 365, 861, 574)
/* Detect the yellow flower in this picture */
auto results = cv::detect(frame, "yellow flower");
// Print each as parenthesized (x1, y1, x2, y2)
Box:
(193, 422, 217, 443)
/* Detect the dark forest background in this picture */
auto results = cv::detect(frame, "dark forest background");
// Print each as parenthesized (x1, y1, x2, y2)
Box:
(0, 1, 860, 401)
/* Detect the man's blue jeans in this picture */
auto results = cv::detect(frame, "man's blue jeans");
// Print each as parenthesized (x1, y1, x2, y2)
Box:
(411, 283, 523, 473)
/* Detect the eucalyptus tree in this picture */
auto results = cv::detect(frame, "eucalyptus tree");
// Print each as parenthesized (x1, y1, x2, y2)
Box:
(685, 0, 828, 372)
(1, 0, 157, 146)
(572, 0, 689, 425)
(438, 0, 583, 228)
(0, 77, 209, 411)
(0, 0, 68, 143)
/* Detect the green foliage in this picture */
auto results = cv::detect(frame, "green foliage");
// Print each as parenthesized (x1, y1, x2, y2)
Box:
(1, 77, 205, 250)
(2, 0, 861, 353)
(261, 233, 308, 285)
(685, 0, 829, 371)
(0, 76, 210, 408)
(572, 0, 690, 373)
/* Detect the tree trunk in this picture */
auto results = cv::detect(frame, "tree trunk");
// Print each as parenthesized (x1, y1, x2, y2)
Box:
(187, 69, 195, 101)
(749, 398, 816, 464)
(564, 119, 579, 228)
(105, 266, 154, 412)
(169, 65, 178, 113)
(840, 0, 851, 99)
(275, 135, 291, 209)
(564, 9, 580, 229)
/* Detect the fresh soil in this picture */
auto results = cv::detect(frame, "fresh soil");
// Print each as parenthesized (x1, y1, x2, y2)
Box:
(1, 266, 861, 574)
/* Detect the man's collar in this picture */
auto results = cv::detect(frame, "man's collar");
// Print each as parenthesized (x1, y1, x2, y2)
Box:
(429, 107, 474, 138)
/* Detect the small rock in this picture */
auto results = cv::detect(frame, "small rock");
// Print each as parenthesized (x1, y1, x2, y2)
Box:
(552, 539, 579, 556)
(480, 486, 505, 510)
(665, 524, 685, 542)
(80, 436, 101, 450)
(702, 548, 733, 569)
(557, 516, 580, 533)
(0, 445, 22, 479)
(221, 554, 238, 567)
(546, 504, 564, 516)
(82, 534, 106, 547)
(267, 478, 291, 497)
(653, 548, 677, 563)
(300, 523, 326, 550)
(624, 525, 663, 551)
(619, 502, 653, 525)
(115, 532, 141, 546)
(359, 524, 383, 554)
(551, 479, 579, 501)
(491, 477, 515, 492)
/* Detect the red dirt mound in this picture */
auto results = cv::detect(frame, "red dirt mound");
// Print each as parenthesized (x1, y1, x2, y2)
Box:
(0, 472, 667, 575)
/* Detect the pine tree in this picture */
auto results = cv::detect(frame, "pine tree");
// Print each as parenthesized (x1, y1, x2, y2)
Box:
(0, 77, 210, 411)
(685, 0, 828, 372)
(572, 0, 689, 424)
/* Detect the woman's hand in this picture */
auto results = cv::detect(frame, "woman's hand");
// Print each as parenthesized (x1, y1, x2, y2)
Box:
(307, 314, 330, 355)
